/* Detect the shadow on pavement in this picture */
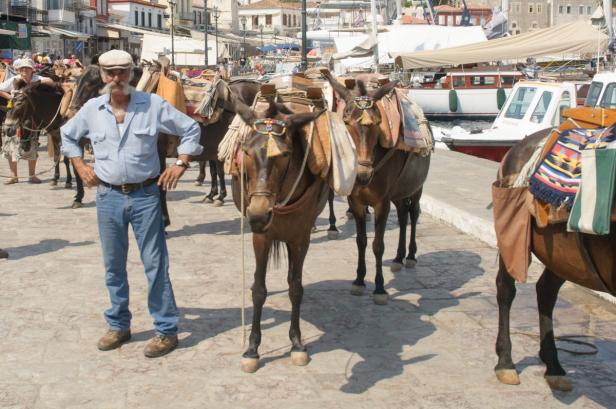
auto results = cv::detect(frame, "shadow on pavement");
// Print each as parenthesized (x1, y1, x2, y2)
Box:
(4, 239, 95, 260)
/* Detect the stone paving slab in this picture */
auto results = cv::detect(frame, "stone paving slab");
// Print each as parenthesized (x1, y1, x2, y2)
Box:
(1, 145, 616, 408)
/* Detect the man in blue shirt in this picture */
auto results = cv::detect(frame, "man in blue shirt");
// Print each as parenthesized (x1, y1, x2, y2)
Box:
(61, 50, 203, 358)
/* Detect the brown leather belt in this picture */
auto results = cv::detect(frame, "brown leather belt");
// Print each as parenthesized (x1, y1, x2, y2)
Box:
(101, 177, 159, 194)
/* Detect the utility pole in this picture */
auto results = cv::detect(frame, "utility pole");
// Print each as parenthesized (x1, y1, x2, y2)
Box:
(204, 0, 208, 67)
(370, 0, 378, 72)
(301, 0, 307, 70)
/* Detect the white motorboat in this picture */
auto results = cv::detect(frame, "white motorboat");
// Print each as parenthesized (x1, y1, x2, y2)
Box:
(433, 80, 578, 162)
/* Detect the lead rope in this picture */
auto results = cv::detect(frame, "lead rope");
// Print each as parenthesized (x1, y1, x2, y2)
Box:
(20, 100, 63, 133)
(240, 139, 247, 348)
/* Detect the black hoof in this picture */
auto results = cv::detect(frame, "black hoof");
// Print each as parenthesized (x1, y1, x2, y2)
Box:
(71, 201, 83, 209)
(65, 182, 73, 189)
(50, 180, 58, 186)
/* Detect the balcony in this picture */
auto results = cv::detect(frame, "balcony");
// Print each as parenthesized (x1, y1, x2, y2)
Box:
(48, 9, 75, 25)
(0, 0, 49, 23)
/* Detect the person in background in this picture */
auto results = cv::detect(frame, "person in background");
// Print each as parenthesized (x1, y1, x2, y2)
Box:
(0, 58, 56, 184)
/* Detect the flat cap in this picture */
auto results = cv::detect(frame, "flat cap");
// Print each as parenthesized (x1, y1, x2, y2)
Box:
(99, 50, 133, 70)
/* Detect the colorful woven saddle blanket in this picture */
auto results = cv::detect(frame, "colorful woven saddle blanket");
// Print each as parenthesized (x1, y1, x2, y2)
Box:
(528, 127, 616, 210)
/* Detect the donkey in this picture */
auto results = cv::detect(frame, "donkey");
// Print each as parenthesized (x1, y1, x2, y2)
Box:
(326, 76, 431, 305)
(494, 130, 616, 392)
(231, 98, 327, 373)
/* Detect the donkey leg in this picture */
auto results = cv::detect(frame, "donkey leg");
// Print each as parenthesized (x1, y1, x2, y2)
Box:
(391, 199, 409, 272)
(159, 155, 171, 227)
(214, 160, 226, 206)
(71, 163, 84, 209)
(494, 256, 520, 385)
(326, 190, 339, 240)
(52, 162, 60, 186)
(64, 156, 72, 188)
(242, 235, 271, 373)
(406, 190, 422, 268)
(372, 201, 390, 305)
(204, 161, 218, 203)
(537, 268, 570, 391)
(194, 160, 205, 186)
(287, 239, 309, 366)
(349, 198, 367, 296)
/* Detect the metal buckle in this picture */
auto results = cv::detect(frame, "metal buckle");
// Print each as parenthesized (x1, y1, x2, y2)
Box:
(120, 184, 131, 194)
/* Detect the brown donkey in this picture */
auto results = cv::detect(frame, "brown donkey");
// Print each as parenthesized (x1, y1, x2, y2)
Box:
(231, 99, 328, 373)
(326, 76, 431, 305)
(494, 130, 616, 391)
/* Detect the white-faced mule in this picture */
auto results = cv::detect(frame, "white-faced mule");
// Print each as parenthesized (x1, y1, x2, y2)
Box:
(231, 98, 328, 373)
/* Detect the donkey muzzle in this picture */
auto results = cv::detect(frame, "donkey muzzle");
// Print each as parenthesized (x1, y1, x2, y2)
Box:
(246, 194, 274, 233)
(357, 162, 374, 186)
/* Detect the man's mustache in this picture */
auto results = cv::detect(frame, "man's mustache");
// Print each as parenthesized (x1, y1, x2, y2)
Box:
(100, 81, 133, 96)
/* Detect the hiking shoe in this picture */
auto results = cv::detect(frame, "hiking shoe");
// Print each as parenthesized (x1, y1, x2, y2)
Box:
(143, 334, 178, 358)
(3, 177, 18, 185)
(28, 176, 41, 184)
(97, 329, 131, 351)
(0, 248, 8, 259)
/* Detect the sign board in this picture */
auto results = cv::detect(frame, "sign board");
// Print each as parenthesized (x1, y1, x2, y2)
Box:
(17, 24, 27, 39)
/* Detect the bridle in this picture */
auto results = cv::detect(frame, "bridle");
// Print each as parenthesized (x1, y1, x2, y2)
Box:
(10, 86, 63, 133)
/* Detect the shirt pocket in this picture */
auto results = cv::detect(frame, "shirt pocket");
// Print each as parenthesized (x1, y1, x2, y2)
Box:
(89, 132, 109, 160)
(132, 127, 157, 157)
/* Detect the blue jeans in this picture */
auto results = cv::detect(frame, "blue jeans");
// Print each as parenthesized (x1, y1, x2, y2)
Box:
(96, 182, 178, 336)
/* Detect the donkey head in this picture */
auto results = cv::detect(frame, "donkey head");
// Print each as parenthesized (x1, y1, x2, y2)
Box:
(326, 74, 397, 185)
(234, 97, 324, 233)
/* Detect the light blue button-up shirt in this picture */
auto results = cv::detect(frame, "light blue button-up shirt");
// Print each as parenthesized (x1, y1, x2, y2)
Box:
(61, 90, 203, 185)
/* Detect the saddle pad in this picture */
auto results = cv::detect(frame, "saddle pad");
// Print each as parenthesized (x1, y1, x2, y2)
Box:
(376, 93, 400, 149)
(395, 88, 432, 151)
(156, 74, 186, 114)
(529, 128, 602, 209)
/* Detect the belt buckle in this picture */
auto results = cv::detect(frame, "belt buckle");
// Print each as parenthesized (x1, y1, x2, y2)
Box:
(120, 184, 131, 194)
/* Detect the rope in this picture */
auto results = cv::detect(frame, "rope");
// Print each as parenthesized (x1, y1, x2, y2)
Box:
(512, 331, 599, 355)
(277, 107, 315, 207)
(19, 101, 63, 133)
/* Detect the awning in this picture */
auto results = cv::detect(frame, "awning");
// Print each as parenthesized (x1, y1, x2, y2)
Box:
(96, 27, 120, 39)
(394, 21, 608, 69)
(0, 28, 16, 35)
(103, 23, 167, 37)
(47, 26, 91, 40)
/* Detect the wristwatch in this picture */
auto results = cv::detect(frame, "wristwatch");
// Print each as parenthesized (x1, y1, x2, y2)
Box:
(175, 159, 190, 169)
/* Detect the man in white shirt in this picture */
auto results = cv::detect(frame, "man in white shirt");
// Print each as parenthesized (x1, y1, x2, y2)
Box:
(0, 58, 55, 184)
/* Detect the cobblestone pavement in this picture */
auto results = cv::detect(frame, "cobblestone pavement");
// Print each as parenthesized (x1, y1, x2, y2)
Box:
(2, 149, 616, 409)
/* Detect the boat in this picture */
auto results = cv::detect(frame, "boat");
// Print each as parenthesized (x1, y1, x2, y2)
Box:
(582, 71, 616, 108)
(405, 66, 526, 119)
(434, 80, 578, 162)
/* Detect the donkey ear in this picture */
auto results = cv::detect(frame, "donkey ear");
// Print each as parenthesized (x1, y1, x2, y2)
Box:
(285, 109, 326, 131)
(323, 72, 351, 101)
(233, 95, 255, 125)
(372, 80, 398, 101)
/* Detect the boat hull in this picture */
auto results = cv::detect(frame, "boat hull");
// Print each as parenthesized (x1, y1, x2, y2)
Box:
(441, 137, 517, 162)
(406, 88, 511, 119)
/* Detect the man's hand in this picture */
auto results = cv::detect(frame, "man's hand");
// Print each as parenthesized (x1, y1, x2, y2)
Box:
(158, 165, 185, 191)
(72, 157, 99, 187)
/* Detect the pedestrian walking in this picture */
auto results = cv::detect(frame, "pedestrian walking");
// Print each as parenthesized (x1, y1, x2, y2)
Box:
(60, 50, 203, 358)
(0, 58, 56, 184)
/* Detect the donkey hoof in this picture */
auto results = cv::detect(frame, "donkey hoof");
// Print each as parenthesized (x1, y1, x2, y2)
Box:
(390, 262, 403, 272)
(50, 180, 58, 186)
(495, 369, 520, 385)
(241, 357, 259, 373)
(64, 182, 73, 189)
(327, 230, 339, 240)
(71, 201, 83, 209)
(373, 293, 389, 305)
(545, 375, 572, 392)
(405, 259, 417, 269)
(204, 197, 214, 204)
(346, 211, 354, 220)
(350, 284, 365, 296)
(291, 351, 309, 366)
(214, 199, 224, 207)
(194, 180, 203, 186)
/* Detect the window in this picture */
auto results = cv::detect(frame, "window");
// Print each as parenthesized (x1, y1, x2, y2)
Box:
(531, 22, 538, 29)
(528, 3, 533, 13)
(471, 76, 496, 86)
(530, 91, 553, 123)
(566, 5, 571, 14)
(579, 5, 584, 14)
(266, 14, 272, 26)
(514, 3, 520, 12)
(587, 6, 592, 14)
(505, 87, 538, 119)
(555, 91, 572, 125)
(452, 76, 466, 88)
(283, 14, 287, 26)
(252, 15, 258, 27)
(600, 83, 616, 108)
(158, 14, 162, 29)
(501, 76, 516, 85)
(148, 12, 152, 27)
(141, 11, 145, 26)
(135, 10, 139, 25)
(537, 4, 542, 13)
(199, 11, 202, 24)
(193, 10, 197, 24)
(559, 5, 563, 13)
(511, 21, 517, 28)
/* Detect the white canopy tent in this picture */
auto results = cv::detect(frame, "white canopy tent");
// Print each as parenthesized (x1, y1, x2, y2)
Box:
(333, 24, 487, 72)
(394, 21, 608, 69)
(140, 33, 227, 66)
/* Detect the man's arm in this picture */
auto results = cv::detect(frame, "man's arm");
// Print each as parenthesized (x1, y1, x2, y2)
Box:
(60, 106, 98, 187)
(0, 77, 14, 99)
